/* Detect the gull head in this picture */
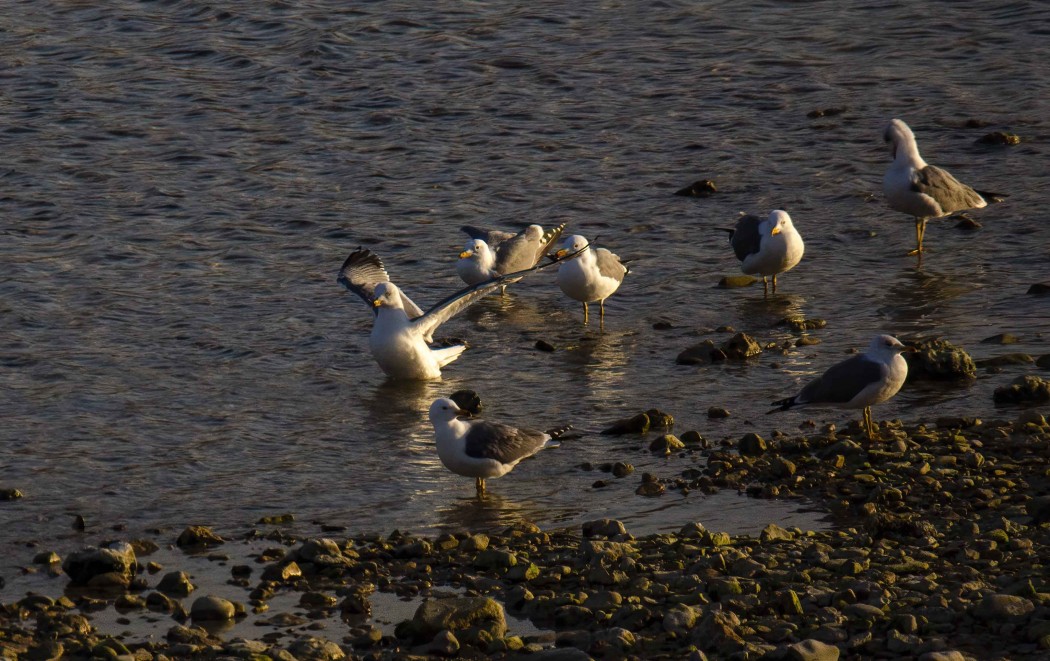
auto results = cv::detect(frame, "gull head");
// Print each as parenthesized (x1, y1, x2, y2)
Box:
(867, 334, 911, 358)
(459, 238, 489, 260)
(766, 210, 794, 237)
(429, 397, 471, 425)
(883, 118, 915, 161)
(372, 282, 404, 310)
(555, 234, 589, 259)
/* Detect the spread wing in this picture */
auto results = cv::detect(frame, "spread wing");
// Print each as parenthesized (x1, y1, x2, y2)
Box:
(796, 355, 886, 405)
(461, 225, 516, 247)
(464, 421, 549, 464)
(538, 223, 566, 264)
(913, 165, 986, 215)
(336, 248, 424, 318)
(730, 214, 763, 261)
(410, 243, 587, 340)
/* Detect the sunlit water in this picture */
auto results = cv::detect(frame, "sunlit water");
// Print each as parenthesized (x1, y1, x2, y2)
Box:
(2, 1, 1048, 596)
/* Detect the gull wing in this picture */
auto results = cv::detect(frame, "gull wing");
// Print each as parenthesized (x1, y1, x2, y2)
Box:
(336, 248, 425, 318)
(464, 421, 548, 464)
(796, 355, 886, 406)
(729, 214, 763, 261)
(410, 244, 586, 340)
(537, 223, 566, 264)
(595, 248, 628, 283)
(461, 225, 516, 247)
(913, 165, 986, 215)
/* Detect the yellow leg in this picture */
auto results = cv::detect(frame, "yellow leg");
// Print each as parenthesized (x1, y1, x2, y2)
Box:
(762, 276, 768, 296)
(908, 218, 927, 256)
(864, 407, 875, 441)
(500, 284, 508, 296)
(582, 302, 589, 325)
(475, 477, 486, 498)
(772, 274, 778, 294)
(599, 299, 606, 331)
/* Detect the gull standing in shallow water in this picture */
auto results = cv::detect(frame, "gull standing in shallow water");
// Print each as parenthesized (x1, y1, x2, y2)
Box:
(555, 234, 629, 329)
(883, 118, 1000, 256)
(429, 397, 564, 497)
(725, 210, 804, 295)
(457, 223, 565, 293)
(337, 248, 571, 380)
(769, 335, 913, 440)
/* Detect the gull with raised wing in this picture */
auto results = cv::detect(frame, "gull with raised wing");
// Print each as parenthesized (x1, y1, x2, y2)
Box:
(883, 118, 1002, 256)
(429, 397, 566, 497)
(555, 234, 630, 329)
(769, 334, 913, 440)
(725, 210, 804, 295)
(457, 223, 566, 293)
(338, 248, 571, 380)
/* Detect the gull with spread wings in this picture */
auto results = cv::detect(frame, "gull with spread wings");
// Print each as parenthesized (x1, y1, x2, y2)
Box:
(456, 223, 566, 293)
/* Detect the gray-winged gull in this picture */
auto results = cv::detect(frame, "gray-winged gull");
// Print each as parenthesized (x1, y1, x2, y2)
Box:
(455, 238, 498, 286)
(337, 248, 575, 380)
(883, 118, 1001, 256)
(725, 210, 804, 295)
(555, 234, 630, 329)
(428, 397, 566, 497)
(770, 334, 913, 440)
(458, 223, 566, 293)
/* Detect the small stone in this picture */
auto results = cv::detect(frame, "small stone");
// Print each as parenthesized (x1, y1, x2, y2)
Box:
(287, 636, 346, 661)
(975, 131, 1021, 145)
(428, 629, 460, 656)
(677, 340, 722, 365)
(760, 524, 795, 543)
(717, 275, 757, 288)
(674, 179, 717, 197)
(649, 434, 685, 454)
(739, 432, 767, 457)
(611, 462, 634, 477)
(981, 332, 1020, 344)
(398, 597, 507, 644)
(460, 533, 489, 552)
(157, 571, 195, 597)
(257, 513, 294, 525)
(582, 519, 627, 538)
(645, 408, 675, 429)
(535, 340, 556, 352)
(190, 595, 236, 621)
(62, 542, 137, 586)
(786, 638, 840, 661)
(721, 332, 761, 359)
(176, 526, 224, 549)
(1, 488, 24, 501)
(33, 551, 60, 565)
(636, 481, 665, 497)
(261, 561, 302, 582)
(474, 549, 517, 570)
(600, 413, 650, 435)
(955, 216, 982, 230)
(971, 593, 1035, 621)
(796, 336, 821, 347)
(976, 353, 1034, 367)
(707, 407, 730, 419)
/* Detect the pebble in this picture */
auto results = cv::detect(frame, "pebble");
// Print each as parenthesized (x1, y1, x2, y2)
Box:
(189, 595, 236, 621)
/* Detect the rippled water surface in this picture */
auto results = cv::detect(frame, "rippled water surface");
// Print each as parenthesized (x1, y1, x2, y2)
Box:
(2, 1, 1048, 587)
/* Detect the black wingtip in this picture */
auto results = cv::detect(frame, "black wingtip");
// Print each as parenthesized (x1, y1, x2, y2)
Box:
(547, 424, 574, 439)
(975, 189, 1008, 202)
(766, 397, 795, 414)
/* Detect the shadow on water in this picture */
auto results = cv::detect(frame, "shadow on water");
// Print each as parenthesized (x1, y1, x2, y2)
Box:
(734, 292, 810, 330)
(879, 266, 972, 331)
(362, 380, 446, 431)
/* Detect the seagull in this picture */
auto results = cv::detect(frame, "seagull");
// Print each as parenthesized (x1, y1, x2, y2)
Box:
(455, 238, 498, 286)
(769, 334, 913, 441)
(883, 118, 1001, 256)
(429, 397, 565, 497)
(458, 223, 566, 293)
(724, 210, 804, 295)
(555, 234, 630, 329)
(337, 248, 573, 380)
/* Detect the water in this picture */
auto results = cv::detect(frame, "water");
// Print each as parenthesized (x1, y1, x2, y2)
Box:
(2, 1, 1048, 596)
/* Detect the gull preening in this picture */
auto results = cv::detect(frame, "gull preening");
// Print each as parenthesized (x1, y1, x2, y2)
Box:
(725, 210, 804, 295)
(338, 248, 566, 380)
(555, 234, 630, 329)
(883, 118, 1000, 256)
(769, 334, 912, 440)
(429, 397, 563, 497)
(457, 223, 566, 292)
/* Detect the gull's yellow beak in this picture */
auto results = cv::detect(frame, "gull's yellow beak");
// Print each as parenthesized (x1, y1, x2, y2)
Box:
(459, 250, 473, 259)
(903, 345, 918, 353)
(770, 226, 782, 236)
(373, 299, 382, 307)
(555, 249, 567, 259)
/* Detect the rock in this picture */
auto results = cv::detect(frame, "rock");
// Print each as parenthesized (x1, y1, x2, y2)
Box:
(718, 275, 757, 288)
(157, 571, 195, 597)
(25, 640, 63, 661)
(771, 456, 796, 477)
(1027, 283, 1050, 296)
(1037, 354, 1050, 369)
(636, 481, 665, 497)
(62, 542, 137, 586)
(796, 336, 821, 347)
(535, 339, 556, 352)
(786, 638, 840, 661)
(721, 332, 761, 359)
(612, 462, 634, 477)
(287, 635, 346, 661)
(296, 538, 343, 563)
(971, 593, 1035, 621)
(781, 317, 827, 331)
(707, 407, 729, 419)
(807, 107, 847, 118)
(1026, 495, 1050, 524)
(663, 606, 700, 635)
(601, 413, 650, 435)
(33, 551, 60, 565)
(449, 389, 482, 414)
(261, 561, 302, 582)
(760, 524, 795, 543)
(582, 519, 627, 538)
(190, 595, 236, 621)
(994, 375, 1050, 405)
(474, 549, 517, 570)
(397, 597, 507, 644)
(955, 215, 982, 230)
(693, 609, 745, 653)
(146, 591, 177, 613)
(904, 338, 977, 381)
(739, 432, 768, 457)
(677, 340, 724, 365)
(460, 533, 489, 552)
(592, 627, 635, 650)
(1, 488, 24, 501)
(976, 353, 1034, 367)
(674, 179, 717, 197)
(975, 131, 1020, 145)
(645, 409, 675, 429)
(176, 526, 224, 549)
(650, 434, 685, 454)
(428, 629, 459, 656)
(981, 333, 1020, 344)
(681, 431, 707, 447)
(919, 652, 967, 661)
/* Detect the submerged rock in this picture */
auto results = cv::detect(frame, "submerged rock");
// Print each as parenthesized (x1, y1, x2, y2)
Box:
(975, 131, 1021, 145)
(993, 375, 1050, 405)
(1, 487, 24, 501)
(677, 340, 723, 365)
(601, 413, 650, 435)
(721, 333, 762, 359)
(781, 317, 827, 332)
(1027, 283, 1050, 296)
(674, 179, 717, 197)
(904, 338, 976, 380)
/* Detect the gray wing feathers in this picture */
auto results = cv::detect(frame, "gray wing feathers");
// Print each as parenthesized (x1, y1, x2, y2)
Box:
(496, 232, 540, 274)
(914, 165, 986, 214)
(797, 355, 886, 405)
(538, 223, 566, 263)
(730, 214, 763, 261)
(461, 225, 516, 246)
(337, 248, 424, 319)
(595, 248, 627, 282)
(464, 421, 548, 463)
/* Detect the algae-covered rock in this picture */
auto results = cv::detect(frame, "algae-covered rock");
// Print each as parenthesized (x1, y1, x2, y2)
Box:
(904, 338, 976, 380)
(677, 340, 723, 365)
(721, 332, 762, 359)
(739, 432, 768, 457)
(993, 375, 1050, 405)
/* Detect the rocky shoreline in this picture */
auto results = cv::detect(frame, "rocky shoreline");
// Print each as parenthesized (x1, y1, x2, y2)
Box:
(2, 414, 1049, 660)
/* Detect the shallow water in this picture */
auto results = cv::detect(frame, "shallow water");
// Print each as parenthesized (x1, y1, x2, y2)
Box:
(2, 1, 1048, 596)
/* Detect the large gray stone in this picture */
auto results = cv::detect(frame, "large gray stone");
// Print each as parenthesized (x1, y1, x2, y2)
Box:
(971, 593, 1035, 621)
(190, 595, 236, 621)
(61, 542, 137, 586)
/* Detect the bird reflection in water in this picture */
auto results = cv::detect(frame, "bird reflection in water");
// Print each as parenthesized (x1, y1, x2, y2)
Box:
(880, 266, 971, 331)
(435, 492, 562, 532)
(735, 292, 809, 330)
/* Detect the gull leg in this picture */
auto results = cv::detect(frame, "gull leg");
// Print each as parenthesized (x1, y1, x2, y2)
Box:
(762, 276, 769, 296)
(908, 218, 927, 256)
(772, 274, 778, 294)
(864, 407, 875, 441)
(582, 302, 589, 325)
(475, 477, 486, 498)
(500, 284, 508, 296)
(599, 299, 606, 332)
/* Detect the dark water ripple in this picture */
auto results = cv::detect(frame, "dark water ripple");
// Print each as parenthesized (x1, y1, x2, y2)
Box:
(1, 0, 1048, 587)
